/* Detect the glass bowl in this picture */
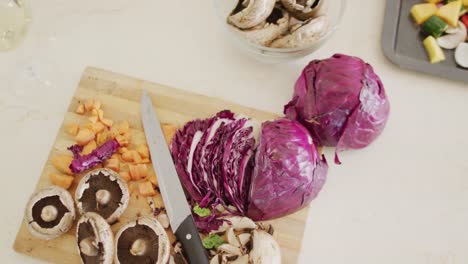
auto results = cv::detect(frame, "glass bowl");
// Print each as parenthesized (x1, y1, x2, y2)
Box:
(213, 0, 346, 63)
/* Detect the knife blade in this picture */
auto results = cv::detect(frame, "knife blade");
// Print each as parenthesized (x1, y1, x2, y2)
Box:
(141, 91, 209, 264)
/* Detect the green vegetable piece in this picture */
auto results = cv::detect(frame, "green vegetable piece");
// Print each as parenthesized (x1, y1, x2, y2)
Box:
(193, 203, 211, 217)
(422, 16, 449, 38)
(202, 234, 225, 249)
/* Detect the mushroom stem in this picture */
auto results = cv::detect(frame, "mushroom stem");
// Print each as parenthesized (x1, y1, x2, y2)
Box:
(130, 238, 147, 256)
(96, 189, 111, 205)
(40, 205, 58, 222)
(80, 237, 99, 256)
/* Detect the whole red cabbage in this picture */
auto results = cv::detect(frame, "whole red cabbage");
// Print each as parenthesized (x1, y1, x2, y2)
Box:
(284, 54, 390, 163)
(247, 118, 328, 221)
(170, 111, 255, 215)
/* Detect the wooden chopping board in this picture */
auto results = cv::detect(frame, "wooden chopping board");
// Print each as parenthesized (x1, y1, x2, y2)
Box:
(14, 67, 309, 263)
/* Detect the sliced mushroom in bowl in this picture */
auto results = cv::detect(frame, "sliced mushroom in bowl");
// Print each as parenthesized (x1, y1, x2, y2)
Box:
(75, 168, 129, 224)
(25, 186, 75, 240)
(280, 0, 328, 21)
(76, 212, 114, 264)
(114, 217, 170, 264)
(228, 0, 277, 29)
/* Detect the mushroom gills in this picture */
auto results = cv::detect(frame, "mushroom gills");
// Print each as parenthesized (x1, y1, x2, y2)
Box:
(77, 219, 110, 263)
(76, 169, 129, 224)
(115, 218, 170, 264)
(26, 187, 75, 240)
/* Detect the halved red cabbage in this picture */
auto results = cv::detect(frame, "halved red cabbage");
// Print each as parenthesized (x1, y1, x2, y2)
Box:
(170, 111, 255, 215)
(247, 118, 328, 221)
(284, 54, 390, 164)
(69, 139, 120, 173)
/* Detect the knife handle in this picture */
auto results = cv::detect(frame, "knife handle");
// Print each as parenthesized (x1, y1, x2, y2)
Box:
(175, 215, 209, 264)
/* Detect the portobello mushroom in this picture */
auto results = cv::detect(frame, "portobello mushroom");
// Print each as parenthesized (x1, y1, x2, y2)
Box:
(25, 186, 75, 240)
(75, 168, 129, 224)
(76, 212, 114, 264)
(114, 217, 170, 264)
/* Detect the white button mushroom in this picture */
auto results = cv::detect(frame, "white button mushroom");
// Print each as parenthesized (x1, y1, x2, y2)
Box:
(76, 212, 114, 264)
(249, 230, 281, 264)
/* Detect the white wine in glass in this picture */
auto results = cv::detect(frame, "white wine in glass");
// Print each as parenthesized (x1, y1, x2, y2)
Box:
(0, 0, 31, 51)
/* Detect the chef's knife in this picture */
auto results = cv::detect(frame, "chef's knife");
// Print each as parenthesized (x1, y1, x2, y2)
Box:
(141, 91, 209, 264)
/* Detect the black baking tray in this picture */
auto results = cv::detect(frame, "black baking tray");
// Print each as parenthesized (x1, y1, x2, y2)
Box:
(382, 0, 468, 83)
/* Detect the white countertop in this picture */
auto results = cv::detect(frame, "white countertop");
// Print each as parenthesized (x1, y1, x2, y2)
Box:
(1, 0, 468, 263)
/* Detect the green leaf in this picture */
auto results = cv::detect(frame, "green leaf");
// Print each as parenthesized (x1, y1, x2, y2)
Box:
(193, 203, 211, 217)
(202, 234, 225, 249)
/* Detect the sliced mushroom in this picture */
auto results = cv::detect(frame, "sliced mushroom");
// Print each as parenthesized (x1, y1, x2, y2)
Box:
(226, 228, 241, 247)
(230, 254, 249, 264)
(215, 216, 257, 233)
(76, 212, 114, 264)
(230, 7, 290, 46)
(25, 186, 75, 240)
(455, 42, 468, 68)
(437, 22, 467, 50)
(270, 15, 329, 48)
(210, 255, 220, 264)
(228, 0, 276, 29)
(156, 213, 170, 229)
(114, 217, 170, 264)
(281, 0, 328, 20)
(237, 233, 250, 247)
(75, 168, 129, 224)
(249, 230, 281, 264)
(217, 244, 242, 256)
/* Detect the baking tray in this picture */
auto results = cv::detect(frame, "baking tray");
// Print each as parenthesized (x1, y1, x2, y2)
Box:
(382, 0, 468, 83)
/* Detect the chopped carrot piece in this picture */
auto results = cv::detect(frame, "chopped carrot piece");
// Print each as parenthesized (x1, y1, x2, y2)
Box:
(132, 151, 143, 164)
(118, 147, 129, 154)
(76, 129, 95, 146)
(148, 172, 158, 186)
(116, 121, 130, 134)
(91, 108, 98, 116)
(96, 130, 109, 146)
(92, 122, 105, 134)
(84, 99, 94, 111)
(93, 100, 101, 110)
(140, 158, 150, 164)
(137, 144, 150, 159)
(81, 123, 94, 131)
(51, 155, 73, 175)
(82, 140, 97, 155)
(137, 164, 148, 179)
(111, 153, 120, 160)
(97, 109, 104, 121)
(76, 104, 85, 115)
(65, 123, 79, 136)
(162, 124, 177, 145)
(88, 115, 99, 124)
(139, 181, 156, 197)
(120, 171, 131, 182)
(101, 118, 113, 127)
(122, 151, 135, 162)
(105, 158, 120, 172)
(49, 173, 74, 189)
(129, 164, 142, 180)
(115, 134, 129, 147)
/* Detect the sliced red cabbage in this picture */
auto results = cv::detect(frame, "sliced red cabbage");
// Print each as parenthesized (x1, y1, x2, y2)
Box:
(69, 139, 120, 174)
(170, 111, 254, 215)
